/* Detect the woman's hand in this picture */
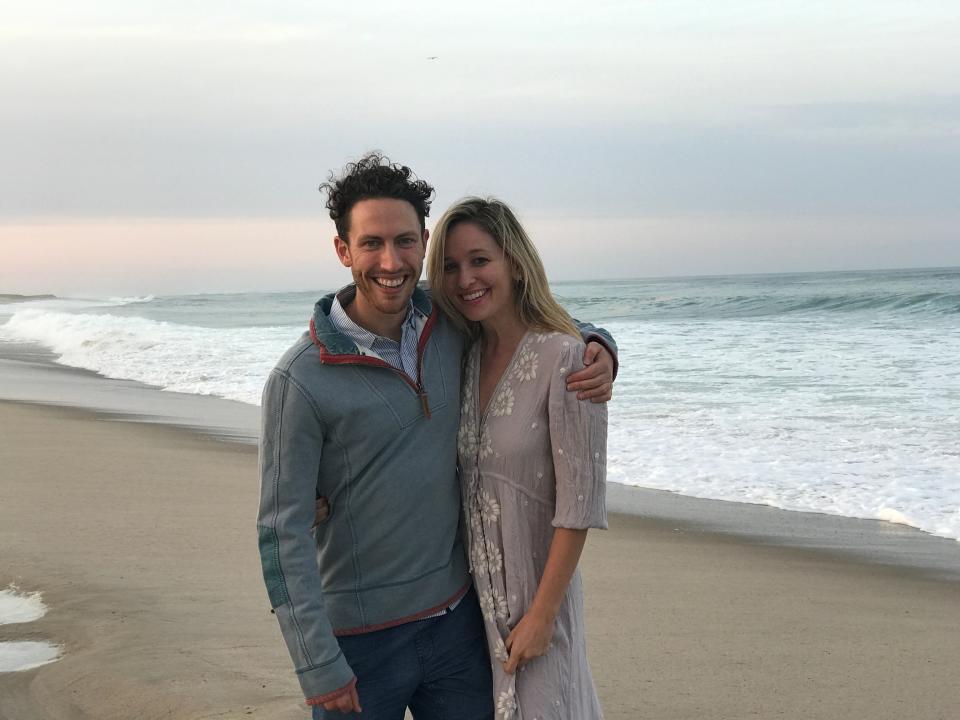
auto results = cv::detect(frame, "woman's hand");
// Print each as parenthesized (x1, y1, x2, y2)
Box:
(502, 608, 556, 674)
(502, 528, 589, 674)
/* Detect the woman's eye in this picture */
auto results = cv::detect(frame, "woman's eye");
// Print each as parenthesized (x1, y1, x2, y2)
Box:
(443, 262, 457, 273)
(472, 257, 489, 266)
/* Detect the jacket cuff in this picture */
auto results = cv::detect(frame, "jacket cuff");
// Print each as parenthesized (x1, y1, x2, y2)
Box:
(305, 676, 357, 706)
(298, 651, 356, 704)
(585, 333, 619, 380)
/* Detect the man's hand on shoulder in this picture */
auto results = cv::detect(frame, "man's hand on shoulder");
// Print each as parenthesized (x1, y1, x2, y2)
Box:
(565, 341, 614, 403)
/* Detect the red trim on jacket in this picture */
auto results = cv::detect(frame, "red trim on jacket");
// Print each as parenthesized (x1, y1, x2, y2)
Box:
(305, 676, 358, 707)
(308, 308, 440, 414)
(332, 582, 471, 637)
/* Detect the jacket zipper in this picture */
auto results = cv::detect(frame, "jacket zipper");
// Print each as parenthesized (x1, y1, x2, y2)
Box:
(312, 314, 434, 419)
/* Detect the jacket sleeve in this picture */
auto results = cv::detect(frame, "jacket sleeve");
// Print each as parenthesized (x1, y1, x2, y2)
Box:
(257, 369, 356, 701)
(572, 318, 619, 379)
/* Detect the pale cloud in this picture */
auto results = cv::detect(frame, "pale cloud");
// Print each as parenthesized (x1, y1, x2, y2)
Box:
(1, 1, 959, 291)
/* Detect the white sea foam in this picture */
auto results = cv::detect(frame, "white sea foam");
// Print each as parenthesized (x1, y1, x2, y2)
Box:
(0, 642, 61, 673)
(107, 295, 156, 305)
(0, 587, 60, 673)
(0, 586, 47, 625)
(604, 316, 960, 543)
(0, 309, 300, 405)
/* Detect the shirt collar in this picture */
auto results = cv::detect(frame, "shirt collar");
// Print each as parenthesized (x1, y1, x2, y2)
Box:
(329, 286, 419, 347)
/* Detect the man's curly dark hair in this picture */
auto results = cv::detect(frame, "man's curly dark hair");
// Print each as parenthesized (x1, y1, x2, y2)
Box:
(320, 152, 435, 241)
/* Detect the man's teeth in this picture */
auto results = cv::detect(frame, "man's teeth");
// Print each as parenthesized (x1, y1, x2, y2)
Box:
(375, 277, 404, 288)
(462, 289, 487, 301)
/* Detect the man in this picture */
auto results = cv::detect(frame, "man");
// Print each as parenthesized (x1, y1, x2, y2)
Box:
(257, 153, 615, 719)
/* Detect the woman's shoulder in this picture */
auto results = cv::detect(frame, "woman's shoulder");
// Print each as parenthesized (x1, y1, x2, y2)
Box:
(525, 330, 585, 370)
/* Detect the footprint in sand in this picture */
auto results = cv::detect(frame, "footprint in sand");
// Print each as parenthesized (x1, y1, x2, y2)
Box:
(0, 585, 61, 673)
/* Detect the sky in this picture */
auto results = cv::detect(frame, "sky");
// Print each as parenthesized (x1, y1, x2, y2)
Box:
(1, 1, 958, 295)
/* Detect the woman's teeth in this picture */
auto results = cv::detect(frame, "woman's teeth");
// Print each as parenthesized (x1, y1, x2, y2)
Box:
(462, 289, 487, 302)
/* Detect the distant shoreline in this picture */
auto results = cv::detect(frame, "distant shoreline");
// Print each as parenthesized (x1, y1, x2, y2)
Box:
(0, 294, 56, 304)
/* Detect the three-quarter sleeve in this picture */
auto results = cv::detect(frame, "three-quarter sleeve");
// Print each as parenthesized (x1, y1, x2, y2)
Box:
(547, 340, 608, 530)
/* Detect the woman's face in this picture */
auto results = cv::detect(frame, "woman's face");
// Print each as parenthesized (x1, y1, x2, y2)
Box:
(441, 221, 517, 327)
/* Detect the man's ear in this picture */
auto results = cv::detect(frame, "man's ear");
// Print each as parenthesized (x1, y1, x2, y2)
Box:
(421, 228, 429, 251)
(334, 236, 352, 268)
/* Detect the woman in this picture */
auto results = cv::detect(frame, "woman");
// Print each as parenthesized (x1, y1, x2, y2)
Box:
(427, 198, 607, 719)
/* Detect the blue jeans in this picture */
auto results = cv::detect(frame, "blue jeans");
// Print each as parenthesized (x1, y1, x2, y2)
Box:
(312, 586, 493, 720)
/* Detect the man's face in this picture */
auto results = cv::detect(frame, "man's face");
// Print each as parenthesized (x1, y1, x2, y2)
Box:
(334, 198, 427, 329)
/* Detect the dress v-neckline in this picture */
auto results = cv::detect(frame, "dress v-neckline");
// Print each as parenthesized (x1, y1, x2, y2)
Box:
(474, 330, 530, 426)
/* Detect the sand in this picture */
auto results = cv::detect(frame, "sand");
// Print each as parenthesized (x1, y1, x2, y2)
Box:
(1, 400, 959, 720)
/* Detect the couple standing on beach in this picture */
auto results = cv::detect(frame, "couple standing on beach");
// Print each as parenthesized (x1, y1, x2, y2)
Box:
(257, 153, 615, 719)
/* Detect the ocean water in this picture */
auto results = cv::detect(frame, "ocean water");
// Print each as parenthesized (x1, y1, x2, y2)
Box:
(2, 268, 958, 541)
(0, 587, 60, 673)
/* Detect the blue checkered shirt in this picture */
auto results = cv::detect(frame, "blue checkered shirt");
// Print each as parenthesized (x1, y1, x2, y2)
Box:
(328, 292, 423, 382)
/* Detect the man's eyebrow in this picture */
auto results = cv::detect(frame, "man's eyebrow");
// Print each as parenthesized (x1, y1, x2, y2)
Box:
(357, 231, 419, 241)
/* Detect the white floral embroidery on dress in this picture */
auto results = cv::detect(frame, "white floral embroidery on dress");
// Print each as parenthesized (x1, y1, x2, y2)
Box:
(511, 346, 539, 382)
(494, 636, 509, 662)
(490, 384, 515, 417)
(485, 538, 503, 574)
(480, 586, 509, 623)
(480, 490, 501, 525)
(468, 499, 483, 532)
(458, 426, 477, 458)
(478, 430, 493, 459)
(471, 535, 488, 574)
(533, 332, 557, 343)
(497, 687, 518, 718)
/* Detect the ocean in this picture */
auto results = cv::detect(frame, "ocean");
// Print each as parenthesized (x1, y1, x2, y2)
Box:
(2, 267, 958, 542)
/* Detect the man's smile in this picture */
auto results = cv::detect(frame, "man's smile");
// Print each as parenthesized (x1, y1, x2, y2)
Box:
(373, 276, 406, 289)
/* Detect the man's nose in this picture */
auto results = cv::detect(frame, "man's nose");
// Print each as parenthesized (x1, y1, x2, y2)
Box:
(380, 243, 402, 271)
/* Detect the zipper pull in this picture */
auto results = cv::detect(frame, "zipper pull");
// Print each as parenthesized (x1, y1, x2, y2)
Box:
(419, 390, 431, 419)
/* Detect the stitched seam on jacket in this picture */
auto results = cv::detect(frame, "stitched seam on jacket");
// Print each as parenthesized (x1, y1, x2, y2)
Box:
(323, 408, 365, 628)
(295, 648, 346, 674)
(273, 373, 312, 667)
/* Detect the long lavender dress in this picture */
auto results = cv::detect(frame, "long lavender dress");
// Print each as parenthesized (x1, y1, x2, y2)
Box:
(458, 331, 607, 720)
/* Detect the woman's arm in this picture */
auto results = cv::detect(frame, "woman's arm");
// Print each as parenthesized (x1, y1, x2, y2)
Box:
(503, 340, 609, 673)
(502, 527, 589, 674)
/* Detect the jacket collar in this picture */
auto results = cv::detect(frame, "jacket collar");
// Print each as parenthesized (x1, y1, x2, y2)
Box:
(310, 283, 435, 359)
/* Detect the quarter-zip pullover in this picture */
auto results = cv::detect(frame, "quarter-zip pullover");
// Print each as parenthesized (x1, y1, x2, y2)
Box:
(258, 285, 469, 701)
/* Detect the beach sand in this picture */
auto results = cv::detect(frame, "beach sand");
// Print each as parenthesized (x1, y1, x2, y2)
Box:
(2, 400, 959, 720)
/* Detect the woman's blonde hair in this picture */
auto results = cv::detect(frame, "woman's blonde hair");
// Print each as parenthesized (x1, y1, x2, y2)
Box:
(427, 197, 579, 340)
